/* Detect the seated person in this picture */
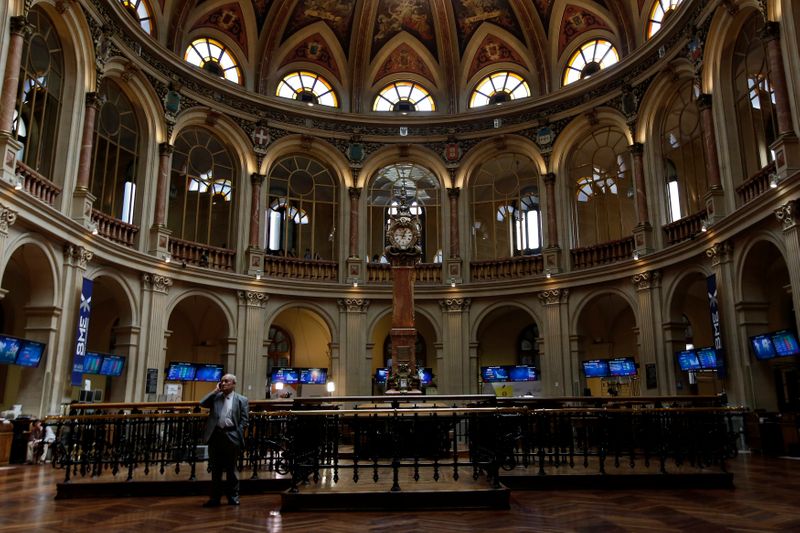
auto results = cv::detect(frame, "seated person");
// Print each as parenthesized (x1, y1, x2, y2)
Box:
(26, 419, 43, 464)
(39, 423, 56, 463)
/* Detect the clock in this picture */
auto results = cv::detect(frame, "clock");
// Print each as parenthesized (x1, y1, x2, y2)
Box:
(390, 225, 415, 250)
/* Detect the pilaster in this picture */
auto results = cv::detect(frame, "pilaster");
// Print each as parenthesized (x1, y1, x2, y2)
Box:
(775, 201, 800, 334)
(538, 288, 570, 396)
(337, 298, 370, 395)
(438, 298, 471, 394)
(237, 290, 268, 397)
(140, 272, 172, 400)
(632, 271, 663, 393)
(0, 202, 17, 273)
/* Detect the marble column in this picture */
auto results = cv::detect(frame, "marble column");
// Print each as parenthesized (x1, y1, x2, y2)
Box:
(447, 187, 460, 258)
(775, 201, 800, 335)
(632, 271, 664, 394)
(149, 143, 174, 256)
(761, 22, 795, 137)
(438, 298, 471, 394)
(697, 94, 726, 222)
(542, 173, 562, 273)
(345, 186, 363, 284)
(630, 143, 654, 255)
(337, 298, 370, 395)
(246, 173, 266, 275)
(139, 273, 173, 401)
(538, 288, 570, 396)
(71, 93, 102, 224)
(236, 290, 268, 398)
(0, 17, 32, 185)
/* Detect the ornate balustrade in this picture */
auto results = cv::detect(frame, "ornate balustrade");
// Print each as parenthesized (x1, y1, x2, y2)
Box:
(470, 255, 544, 281)
(168, 237, 235, 271)
(366, 262, 441, 284)
(15, 161, 61, 206)
(570, 237, 635, 269)
(663, 209, 707, 245)
(90, 209, 139, 247)
(263, 255, 338, 281)
(46, 396, 742, 492)
(736, 162, 776, 205)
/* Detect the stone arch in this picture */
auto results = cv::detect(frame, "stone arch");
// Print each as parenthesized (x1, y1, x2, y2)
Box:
(260, 134, 350, 185)
(458, 134, 547, 188)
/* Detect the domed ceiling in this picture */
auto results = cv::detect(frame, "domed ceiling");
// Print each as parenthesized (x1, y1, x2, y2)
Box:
(134, 0, 658, 110)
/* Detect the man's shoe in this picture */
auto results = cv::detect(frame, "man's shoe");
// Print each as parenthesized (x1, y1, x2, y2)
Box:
(227, 497, 240, 506)
(202, 499, 221, 508)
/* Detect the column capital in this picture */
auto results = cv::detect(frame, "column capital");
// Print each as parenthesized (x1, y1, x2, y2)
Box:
(543, 172, 556, 185)
(142, 272, 173, 293)
(759, 20, 780, 42)
(238, 290, 268, 308)
(63, 244, 93, 269)
(447, 187, 460, 199)
(438, 298, 471, 312)
(9, 16, 34, 37)
(250, 172, 265, 186)
(337, 298, 370, 313)
(629, 142, 644, 155)
(775, 200, 797, 230)
(632, 270, 661, 291)
(0, 203, 18, 234)
(705, 241, 733, 266)
(696, 93, 712, 110)
(538, 288, 569, 306)
(159, 142, 174, 156)
(348, 186, 362, 200)
(85, 91, 103, 109)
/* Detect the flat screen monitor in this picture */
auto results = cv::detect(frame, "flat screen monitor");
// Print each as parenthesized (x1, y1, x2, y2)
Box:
(417, 367, 433, 386)
(15, 340, 45, 368)
(300, 368, 327, 384)
(166, 362, 196, 381)
(582, 359, 609, 378)
(0, 335, 22, 365)
(609, 357, 637, 377)
(99, 355, 125, 377)
(481, 366, 510, 382)
(509, 365, 538, 382)
(375, 368, 389, 384)
(771, 330, 800, 357)
(82, 352, 104, 374)
(195, 364, 224, 382)
(677, 350, 701, 371)
(750, 334, 776, 360)
(270, 367, 299, 384)
(696, 347, 719, 369)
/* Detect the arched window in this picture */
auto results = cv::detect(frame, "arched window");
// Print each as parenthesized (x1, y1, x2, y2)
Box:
(90, 80, 140, 224)
(661, 80, 707, 222)
(368, 163, 441, 262)
(168, 128, 236, 248)
(470, 154, 542, 260)
(373, 82, 435, 112)
(647, 0, 683, 38)
(569, 127, 636, 246)
(184, 37, 242, 84)
(13, 8, 64, 180)
(118, 0, 154, 35)
(276, 71, 338, 107)
(265, 155, 338, 259)
(733, 15, 777, 179)
(469, 71, 531, 108)
(562, 39, 619, 86)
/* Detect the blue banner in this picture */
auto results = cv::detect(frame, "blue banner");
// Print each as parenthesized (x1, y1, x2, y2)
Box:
(706, 274, 726, 377)
(71, 277, 93, 386)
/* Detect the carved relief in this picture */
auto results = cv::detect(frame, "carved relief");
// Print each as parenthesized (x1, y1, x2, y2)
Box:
(63, 245, 93, 269)
(775, 200, 797, 231)
(538, 288, 568, 305)
(281, 33, 341, 80)
(439, 298, 471, 312)
(192, 3, 248, 55)
(0, 204, 18, 234)
(142, 273, 173, 293)
(632, 271, 661, 291)
(238, 290, 268, 307)
(705, 241, 733, 266)
(337, 298, 370, 312)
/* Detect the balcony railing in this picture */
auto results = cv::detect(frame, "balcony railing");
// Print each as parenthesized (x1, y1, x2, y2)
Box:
(90, 209, 139, 248)
(168, 237, 235, 271)
(470, 255, 544, 281)
(263, 255, 338, 281)
(570, 236, 635, 269)
(663, 209, 707, 245)
(366, 262, 442, 284)
(736, 162, 776, 205)
(15, 161, 61, 206)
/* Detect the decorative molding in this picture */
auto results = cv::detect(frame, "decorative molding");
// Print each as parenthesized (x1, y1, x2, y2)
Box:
(348, 187, 362, 200)
(238, 290, 268, 308)
(142, 273, 173, 293)
(705, 241, 733, 266)
(63, 245, 93, 269)
(632, 271, 661, 291)
(9, 16, 34, 37)
(538, 288, 569, 306)
(438, 298, 471, 312)
(337, 298, 370, 313)
(775, 200, 797, 230)
(0, 204, 18, 234)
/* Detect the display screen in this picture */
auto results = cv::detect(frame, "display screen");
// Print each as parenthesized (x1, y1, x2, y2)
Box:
(166, 362, 196, 381)
(750, 335, 776, 360)
(82, 352, 104, 374)
(99, 355, 125, 377)
(771, 330, 800, 357)
(0, 335, 22, 365)
(300, 368, 327, 384)
(375, 368, 389, 383)
(481, 366, 510, 382)
(582, 359, 609, 378)
(609, 357, 637, 377)
(418, 367, 433, 385)
(677, 350, 701, 371)
(696, 347, 718, 369)
(195, 364, 224, 382)
(15, 340, 45, 367)
(509, 365, 538, 382)
(271, 367, 299, 384)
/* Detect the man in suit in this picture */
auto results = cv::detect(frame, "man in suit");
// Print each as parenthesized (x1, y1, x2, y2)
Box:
(200, 373, 249, 507)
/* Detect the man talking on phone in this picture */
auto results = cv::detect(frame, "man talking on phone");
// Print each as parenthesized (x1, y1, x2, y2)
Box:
(200, 373, 249, 507)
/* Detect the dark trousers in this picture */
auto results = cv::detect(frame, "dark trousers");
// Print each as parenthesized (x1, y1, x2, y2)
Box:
(208, 428, 241, 501)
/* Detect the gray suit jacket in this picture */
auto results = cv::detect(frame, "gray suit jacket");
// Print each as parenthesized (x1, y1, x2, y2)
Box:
(200, 390, 249, 447)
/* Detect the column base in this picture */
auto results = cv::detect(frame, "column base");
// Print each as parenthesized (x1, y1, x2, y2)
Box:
(246, 246, 265, 276)
(346, 257, 363, 284)
(543, 246, 562, 274)
(771, 134, 800, 182)
(148, 225, 172, 258)
(445, 257, 462, 283)
(70, 188, 96, 227)
(704, 186, 726, 224)
(0, 133, 22, 187)
(633, 223, 654, 256)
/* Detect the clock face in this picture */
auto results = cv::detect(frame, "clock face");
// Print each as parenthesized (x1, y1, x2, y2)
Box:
(391, 226, 414, 249)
